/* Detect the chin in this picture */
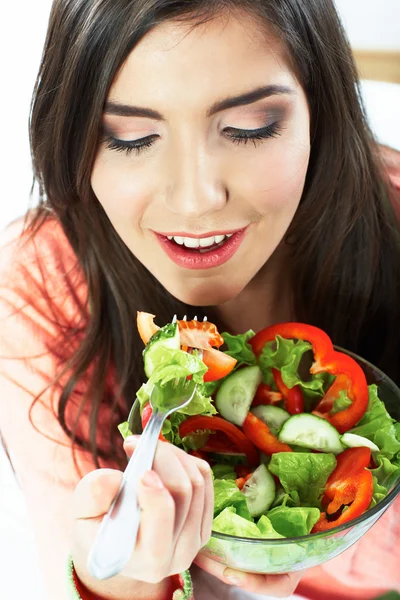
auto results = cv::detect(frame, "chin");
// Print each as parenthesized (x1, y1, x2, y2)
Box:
(161, 277, 243, 307)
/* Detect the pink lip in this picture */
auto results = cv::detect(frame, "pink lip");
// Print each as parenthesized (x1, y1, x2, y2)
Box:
(154, 228, 244, 239)
(154, 227, 248, 270)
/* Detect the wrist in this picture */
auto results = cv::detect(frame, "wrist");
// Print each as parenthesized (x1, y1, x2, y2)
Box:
(66, 555, 194, 600)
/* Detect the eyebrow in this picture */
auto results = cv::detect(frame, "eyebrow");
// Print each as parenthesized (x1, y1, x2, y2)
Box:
(104, 84, 294, 120)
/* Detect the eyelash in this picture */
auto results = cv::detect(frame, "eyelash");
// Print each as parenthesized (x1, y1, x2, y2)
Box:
(103, 122, 282, 156)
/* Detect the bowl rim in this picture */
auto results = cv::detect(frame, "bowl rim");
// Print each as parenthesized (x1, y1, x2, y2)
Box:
(209, 346, 400, 544)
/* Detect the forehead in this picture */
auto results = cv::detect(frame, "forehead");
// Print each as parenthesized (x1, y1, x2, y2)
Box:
(109, 11, 298, 107)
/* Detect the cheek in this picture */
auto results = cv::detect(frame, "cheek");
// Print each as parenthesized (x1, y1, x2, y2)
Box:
(234, 137, 310, 214)
(90, 153, 150, 221)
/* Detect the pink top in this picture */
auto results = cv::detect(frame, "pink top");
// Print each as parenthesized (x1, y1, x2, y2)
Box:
(0, 214, 399, 600)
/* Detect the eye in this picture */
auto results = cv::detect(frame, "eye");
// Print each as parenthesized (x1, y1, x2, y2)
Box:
(224, 122, 282, 146)
(103, 134, 159, 156)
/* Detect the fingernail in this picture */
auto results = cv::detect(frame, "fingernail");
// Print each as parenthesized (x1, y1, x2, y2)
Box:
(223, 569, 244, 586)
(141, 470, 164, 489)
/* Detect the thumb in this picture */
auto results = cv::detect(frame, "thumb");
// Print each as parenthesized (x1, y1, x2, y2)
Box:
(72, 468, 123, 520)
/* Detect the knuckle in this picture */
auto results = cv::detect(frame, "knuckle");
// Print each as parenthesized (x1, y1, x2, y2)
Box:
(190, 472, 205, 488)
(170, 480, 192, 497)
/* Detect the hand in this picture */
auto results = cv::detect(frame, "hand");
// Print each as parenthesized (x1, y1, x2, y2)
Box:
(194, 553, 303, 598)
(71, 435, 214, 594)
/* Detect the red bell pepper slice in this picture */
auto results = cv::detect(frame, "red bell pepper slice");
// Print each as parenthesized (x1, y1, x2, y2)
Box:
(312, 447, 373, 532)
(251, 383, 283, 407)
(141, 402, 168, 442)
(250, 323, 369, 433)
(242, 412, 292, 455)
(272, 368, 304, 414)
(179, 415, 259, 465)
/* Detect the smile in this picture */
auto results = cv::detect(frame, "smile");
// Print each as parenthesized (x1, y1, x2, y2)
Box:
(153, 226, 249, 269)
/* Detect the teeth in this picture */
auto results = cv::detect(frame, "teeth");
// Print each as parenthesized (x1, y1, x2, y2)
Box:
(214, 235, 225, 244)
(183, 237, 200, 248)
(199, 236, 216, 248)
(167, 233, 235, 248)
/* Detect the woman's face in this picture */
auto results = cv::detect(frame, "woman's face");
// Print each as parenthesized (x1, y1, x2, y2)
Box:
(91, 11, 310, 306)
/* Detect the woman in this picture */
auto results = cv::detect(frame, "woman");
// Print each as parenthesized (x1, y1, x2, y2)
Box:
(0, 0, 399, 599)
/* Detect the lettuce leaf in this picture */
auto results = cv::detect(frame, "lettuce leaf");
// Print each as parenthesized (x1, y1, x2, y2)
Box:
(350, 385, 400, 460)
(117, 421, 133, 440)
(212, 464, 237, 481)
(370, 455, 400, 490)
(258, 336, 335, 410)
(213, 479, 253, 520)
(370, 475, 388, 508)
(221, 329, 257, 367)
(330, 390, 353, 415)
(212, 507, 260, 537)
(268, 452, 337, 508)
(266, 506, 320, 537)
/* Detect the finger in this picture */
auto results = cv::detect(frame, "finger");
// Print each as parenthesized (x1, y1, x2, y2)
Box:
(72, 469, 123, 520)
(186, 455, 214, 545)
(125, 436, 193, 503)
(173, 451, 206, 545)
(193, 554, 303, 597)
(125, 436, 193, 533)
(135, 470, 175, 577)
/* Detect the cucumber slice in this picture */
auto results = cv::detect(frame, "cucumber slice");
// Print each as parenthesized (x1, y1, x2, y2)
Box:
(241, 464, 276, 517)
(278, 414, 344, 455)
(143, 322, 180, 377)
(341, 433, 380, 452)
(251, 405, 290, 434)
(215, 365, 262, 426)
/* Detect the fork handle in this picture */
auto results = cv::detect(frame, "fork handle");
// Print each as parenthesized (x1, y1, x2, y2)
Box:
(87, 410, 165, 580)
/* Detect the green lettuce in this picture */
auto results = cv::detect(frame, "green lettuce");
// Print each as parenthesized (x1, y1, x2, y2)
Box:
(268, 452, 337, 508)
(118, 421, 133, 440)
(212, 507, 260, 537)
(370, 475, 388, 508)
(371, 455, 400, 490)
(258, 336, 335, 410)
(221, 329, 257, 367)
(350, 385, 400, 460)
(330, 390, 353, 415)
(266, 506, 321, 537)
(212, 464, 237, 481)
(213, 479, 253, 520)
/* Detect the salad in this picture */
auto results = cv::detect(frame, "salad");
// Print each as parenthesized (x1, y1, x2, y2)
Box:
(119, 313, 400, 541)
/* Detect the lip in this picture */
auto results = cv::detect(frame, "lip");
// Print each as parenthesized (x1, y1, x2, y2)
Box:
(153, 228, 244, 239)
(154, 226, 248, 270)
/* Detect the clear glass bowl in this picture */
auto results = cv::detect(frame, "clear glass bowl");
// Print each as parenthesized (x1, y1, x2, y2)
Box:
(130, 348, 400, 574)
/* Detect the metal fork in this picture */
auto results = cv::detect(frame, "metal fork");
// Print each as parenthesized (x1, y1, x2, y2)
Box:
(87, 315, 205, 580)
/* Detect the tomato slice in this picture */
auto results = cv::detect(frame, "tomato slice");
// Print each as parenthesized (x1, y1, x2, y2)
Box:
(202, 348, 237, 381)
(178, 319, 224, 349)
(136, 312, 160, 344)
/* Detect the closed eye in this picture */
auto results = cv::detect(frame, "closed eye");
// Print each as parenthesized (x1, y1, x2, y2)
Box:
(223, 121, 283, 145)
(103, 121, 282, 156)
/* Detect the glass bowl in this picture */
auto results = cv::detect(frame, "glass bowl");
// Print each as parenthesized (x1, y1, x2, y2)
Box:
(129, 348, 400, 574)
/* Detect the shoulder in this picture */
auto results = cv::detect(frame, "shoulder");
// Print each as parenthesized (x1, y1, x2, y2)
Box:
(0, 212, 88, 359)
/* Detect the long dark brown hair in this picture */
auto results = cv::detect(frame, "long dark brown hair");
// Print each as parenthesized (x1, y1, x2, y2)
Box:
(25, 0, 400, 470)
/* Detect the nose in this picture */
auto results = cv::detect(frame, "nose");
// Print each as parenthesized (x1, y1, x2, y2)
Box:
(164, 143, 228, 219)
